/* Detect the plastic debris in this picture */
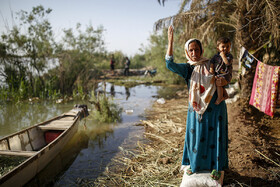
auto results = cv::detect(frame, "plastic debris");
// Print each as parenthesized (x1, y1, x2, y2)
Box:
(157, 98, 166, 104)
(56, 99, 63, 103)
(125, 109, 133, 114)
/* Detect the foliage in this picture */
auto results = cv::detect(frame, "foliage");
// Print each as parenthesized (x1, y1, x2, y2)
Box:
(143, 28, 191, 84)
(0, 5, 54, 100)
(130, 53, 146, 69)
(0, 6, 108, 101)
(155, 0, 237, 53)
(89, 88, 122, 123)
(72, 83, 86, 100)
(53, 23, 106, 94)
(110, 50, 126, 69)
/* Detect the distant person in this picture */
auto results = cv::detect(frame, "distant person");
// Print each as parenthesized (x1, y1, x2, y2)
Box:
(209, 37, 233, 105)
(110, 55, 115, 74)
(124, 57, 130, 76)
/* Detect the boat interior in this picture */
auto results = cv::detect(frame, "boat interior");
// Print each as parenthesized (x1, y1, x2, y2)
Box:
(0, 114, 77, 158)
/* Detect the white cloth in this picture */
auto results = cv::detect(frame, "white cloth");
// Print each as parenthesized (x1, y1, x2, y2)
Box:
(184, 39, 216, 115)
(180, 169, 222, 187)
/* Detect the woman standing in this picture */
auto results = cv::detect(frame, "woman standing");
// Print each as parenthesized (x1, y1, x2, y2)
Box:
(165, 26, 230, 185)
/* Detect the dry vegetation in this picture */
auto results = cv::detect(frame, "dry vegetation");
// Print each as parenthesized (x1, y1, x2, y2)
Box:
(94, 95, 188, 186)
(93, 90, 280, 186)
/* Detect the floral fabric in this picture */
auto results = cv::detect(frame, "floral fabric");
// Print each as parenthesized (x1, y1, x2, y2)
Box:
(249, 61, 280, 117)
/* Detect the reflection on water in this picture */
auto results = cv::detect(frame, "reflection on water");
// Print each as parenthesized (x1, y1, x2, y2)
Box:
(54, 82, 160, 185)
(110, 84, 115, 97)
(125, 86, 130, 100)
(0, 102, 76, 138)
(0, 83, 184, 186)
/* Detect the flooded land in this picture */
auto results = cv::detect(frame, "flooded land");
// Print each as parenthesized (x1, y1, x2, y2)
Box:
(0, 82, 184, 186)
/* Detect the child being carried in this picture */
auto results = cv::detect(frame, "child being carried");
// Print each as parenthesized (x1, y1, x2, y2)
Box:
(210, 37, 233, 105)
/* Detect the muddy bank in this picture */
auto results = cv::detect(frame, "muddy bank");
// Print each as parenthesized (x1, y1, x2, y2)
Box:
(226, 99, 280, 186)
(94, 89, 280, 186)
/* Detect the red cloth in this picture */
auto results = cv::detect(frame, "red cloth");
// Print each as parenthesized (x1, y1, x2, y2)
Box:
(249, 61, 280, 117)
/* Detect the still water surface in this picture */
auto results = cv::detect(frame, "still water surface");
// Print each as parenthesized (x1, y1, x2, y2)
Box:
(0, 82, 184, 186)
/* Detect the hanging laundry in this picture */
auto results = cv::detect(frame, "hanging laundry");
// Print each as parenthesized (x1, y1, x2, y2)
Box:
(249, 61, 280, 117)
(277, 81, 280, 108)
(239, 47, 255, 69)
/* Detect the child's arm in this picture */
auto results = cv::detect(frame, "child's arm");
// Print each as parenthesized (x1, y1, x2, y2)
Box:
(209, 55, 217, 74)
(220, 51, 230, 65)
(220, 53, 233, 84)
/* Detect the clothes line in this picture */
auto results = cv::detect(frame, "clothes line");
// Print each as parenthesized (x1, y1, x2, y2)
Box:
(246, 50, 260, 62)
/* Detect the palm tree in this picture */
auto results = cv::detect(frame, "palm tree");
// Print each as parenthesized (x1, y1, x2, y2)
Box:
(156, 0, 280, 111)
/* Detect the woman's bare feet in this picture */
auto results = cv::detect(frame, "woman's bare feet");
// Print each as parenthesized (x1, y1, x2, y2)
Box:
(186, 168, 193, 175)
(219, 171, 224, 186)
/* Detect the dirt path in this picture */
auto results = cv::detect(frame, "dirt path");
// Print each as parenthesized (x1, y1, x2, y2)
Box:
(225, 99, 280, 186)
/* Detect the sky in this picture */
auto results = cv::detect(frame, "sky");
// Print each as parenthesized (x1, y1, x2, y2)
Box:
(0, 0, 181, 56)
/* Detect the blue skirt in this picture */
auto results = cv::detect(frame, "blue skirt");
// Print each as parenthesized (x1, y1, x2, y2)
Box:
(182, 92, 229, 172)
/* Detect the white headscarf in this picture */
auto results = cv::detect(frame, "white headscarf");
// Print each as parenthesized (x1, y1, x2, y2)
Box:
(185, 39, 216, 116)
(184, 38, 209, 66)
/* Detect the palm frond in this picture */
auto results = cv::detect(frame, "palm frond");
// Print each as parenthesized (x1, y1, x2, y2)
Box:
(178, 0, 192, 14)
(157, 0, 166, 6)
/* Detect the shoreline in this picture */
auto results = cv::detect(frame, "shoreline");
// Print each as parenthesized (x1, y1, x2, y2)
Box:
(94, 91, 280, 186)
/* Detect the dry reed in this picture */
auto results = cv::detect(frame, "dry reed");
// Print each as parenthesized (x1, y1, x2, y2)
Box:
(94, 102, 187, 186)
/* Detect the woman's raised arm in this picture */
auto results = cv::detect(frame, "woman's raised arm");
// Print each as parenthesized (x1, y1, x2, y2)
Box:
(165, 26, 190, 80)
(166, 26, 174, 56)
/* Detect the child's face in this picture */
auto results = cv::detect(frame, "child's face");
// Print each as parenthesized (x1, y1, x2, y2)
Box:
(217, 42, 231, 54)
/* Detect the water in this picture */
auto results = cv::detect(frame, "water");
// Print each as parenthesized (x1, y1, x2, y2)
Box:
(54, 83, 161, 186)
(0, 102, 75, 138)
(0, 82, 184, 186)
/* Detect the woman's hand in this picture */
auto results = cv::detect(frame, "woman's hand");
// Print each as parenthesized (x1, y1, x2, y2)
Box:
(168, 26, 174, 44)
(166, 26, 174, 56)
(215, 76, 228, 87)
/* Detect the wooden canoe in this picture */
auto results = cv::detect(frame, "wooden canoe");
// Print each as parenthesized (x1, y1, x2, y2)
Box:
(0, 104, 89, 187)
